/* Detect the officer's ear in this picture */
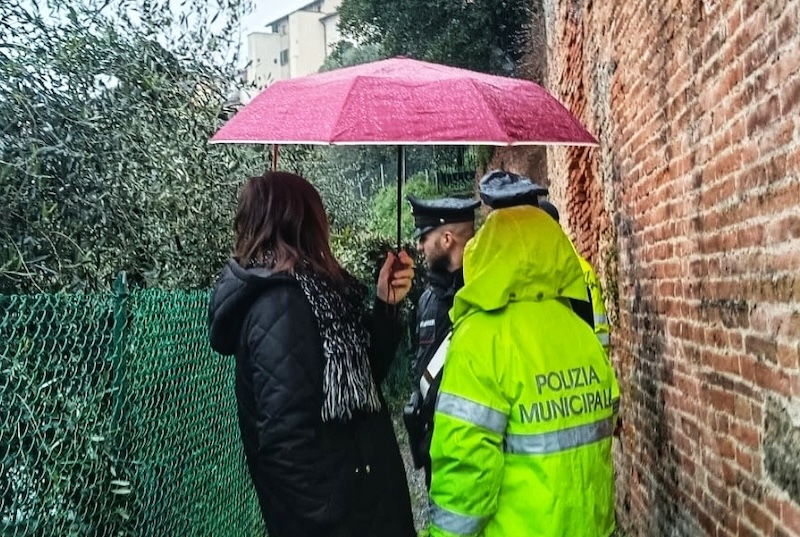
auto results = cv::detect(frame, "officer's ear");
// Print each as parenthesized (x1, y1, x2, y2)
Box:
(440, 230, 455, 250)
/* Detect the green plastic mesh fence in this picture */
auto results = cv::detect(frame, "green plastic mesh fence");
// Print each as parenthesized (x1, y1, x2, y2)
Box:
(0, 277, 265, 536)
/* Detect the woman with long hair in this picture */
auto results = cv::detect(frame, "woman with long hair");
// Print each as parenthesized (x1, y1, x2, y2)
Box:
(209, 172, 416, 537)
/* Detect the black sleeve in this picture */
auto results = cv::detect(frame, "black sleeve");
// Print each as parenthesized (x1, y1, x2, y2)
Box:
(569, 290, 595, 330)
(365, 298, 402, 384)
(411, 297, 422, 375)
(245, 285, 347, 533)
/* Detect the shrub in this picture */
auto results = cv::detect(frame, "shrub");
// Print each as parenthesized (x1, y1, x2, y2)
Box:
(367, 173, 442, 240)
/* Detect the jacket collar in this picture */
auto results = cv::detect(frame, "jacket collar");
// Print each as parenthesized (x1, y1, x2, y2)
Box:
(426, 267, 464, 298)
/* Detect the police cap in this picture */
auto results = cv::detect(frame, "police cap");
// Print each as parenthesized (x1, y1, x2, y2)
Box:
(478, 169, 549, 209)
(407, 195, 480, 239)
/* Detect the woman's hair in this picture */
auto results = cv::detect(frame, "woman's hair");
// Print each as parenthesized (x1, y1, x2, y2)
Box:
(234, 171, 344, 282)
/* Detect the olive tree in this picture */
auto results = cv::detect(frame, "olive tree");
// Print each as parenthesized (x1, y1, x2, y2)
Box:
(0, 0, 268, 293)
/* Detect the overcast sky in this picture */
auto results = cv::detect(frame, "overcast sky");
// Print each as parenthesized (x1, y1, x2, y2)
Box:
(241, 0, 311, 36)
(17, 0, 312, 67)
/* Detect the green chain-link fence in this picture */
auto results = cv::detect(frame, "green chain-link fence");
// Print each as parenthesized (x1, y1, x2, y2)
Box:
(1, 275, 264, 536)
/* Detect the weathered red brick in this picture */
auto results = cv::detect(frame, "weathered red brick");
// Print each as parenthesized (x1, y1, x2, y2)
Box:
(708, 387, 736, 413)
(766, 213, 800, 242)
(775, 341, 799, 369)
(729, 332, 743, 350)
(750, 401, 763, 424)
(781, 75, 800, 115)
(776, 6, 797, 43)
(782, 500, 800, 533)
(735, 446, 755, 473)
(722, 459, 739, 486)
(705, 349, 741, 376)
(743, 498, 775, 535)
(765, 495, 783, 520)
(746, 94, 781, 136)
(745, 335, 779, 364)
(729, 421, 760, 450)
(744, 33, 778, 74)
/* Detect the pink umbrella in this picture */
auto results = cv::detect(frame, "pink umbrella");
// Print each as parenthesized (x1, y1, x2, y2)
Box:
(210, 57, 597, 247)
(211, 57, 596, 146)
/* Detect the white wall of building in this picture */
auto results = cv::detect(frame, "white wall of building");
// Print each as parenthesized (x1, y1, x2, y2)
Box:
(245, 0, 349, 86)
(321, 12, 342, 56)
(245, 32, 282, 90)
(287, 10, 327, 78)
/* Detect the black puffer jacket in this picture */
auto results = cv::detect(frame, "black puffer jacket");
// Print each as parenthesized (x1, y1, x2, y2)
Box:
(208, 259, 415, 537)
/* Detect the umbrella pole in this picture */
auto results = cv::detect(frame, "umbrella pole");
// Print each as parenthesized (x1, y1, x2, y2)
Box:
(396, 145, 406, 253)
(272, 144, 280, 171)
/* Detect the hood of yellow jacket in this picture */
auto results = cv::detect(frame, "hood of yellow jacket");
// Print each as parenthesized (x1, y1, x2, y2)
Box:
(452, 205, 587, 325)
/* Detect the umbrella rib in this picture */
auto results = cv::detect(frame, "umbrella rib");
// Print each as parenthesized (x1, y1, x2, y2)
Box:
(329, 75, 363, 143)
(468, 79, 512, 145)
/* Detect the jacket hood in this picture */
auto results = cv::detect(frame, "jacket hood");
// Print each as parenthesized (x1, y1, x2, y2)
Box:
(452, 205, 586, 325)
(208, 258, 294, 355)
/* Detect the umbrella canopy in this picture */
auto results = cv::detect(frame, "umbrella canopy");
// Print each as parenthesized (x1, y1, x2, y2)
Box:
(210, 57, 597, 146)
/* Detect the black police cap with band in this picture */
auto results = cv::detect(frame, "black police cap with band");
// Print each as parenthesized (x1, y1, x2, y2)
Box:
(407, 195, 480, 239)
(479, 170, 549, 209)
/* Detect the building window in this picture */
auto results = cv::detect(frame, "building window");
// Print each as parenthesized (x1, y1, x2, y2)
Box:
(280, 49, 289, 66)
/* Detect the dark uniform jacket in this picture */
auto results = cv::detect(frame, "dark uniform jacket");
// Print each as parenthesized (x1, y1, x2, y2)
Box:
(209, 260, 415, 537)
(411, 268, 464, 485)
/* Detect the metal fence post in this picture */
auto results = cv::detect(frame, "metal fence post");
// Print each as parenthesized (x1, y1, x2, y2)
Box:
(111, 272, 129, 432)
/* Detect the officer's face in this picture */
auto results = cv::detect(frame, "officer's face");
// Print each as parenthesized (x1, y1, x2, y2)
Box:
(417, 230, 449, 272)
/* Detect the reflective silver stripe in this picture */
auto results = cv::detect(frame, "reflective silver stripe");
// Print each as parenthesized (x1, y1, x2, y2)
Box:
(504, 417, 614, 455)
(429, 501, 487, 536)
(436, 393, 507, 435)
(420, 333, 451, 399)
(597, 333, 610, 346)
(594, 313, 608, 326)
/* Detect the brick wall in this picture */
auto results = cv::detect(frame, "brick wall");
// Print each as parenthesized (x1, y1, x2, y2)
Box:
(539, 0, 800, 535)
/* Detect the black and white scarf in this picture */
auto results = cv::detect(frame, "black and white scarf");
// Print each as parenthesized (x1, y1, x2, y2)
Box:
(249, 255, 382, 421)
(293, 271, 383, 422)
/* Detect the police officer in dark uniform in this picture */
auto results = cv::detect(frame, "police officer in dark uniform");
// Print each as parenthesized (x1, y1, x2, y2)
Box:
(403, 194, 480, 488)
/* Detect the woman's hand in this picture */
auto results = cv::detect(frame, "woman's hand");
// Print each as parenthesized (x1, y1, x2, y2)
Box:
(376, 250, 415, 305)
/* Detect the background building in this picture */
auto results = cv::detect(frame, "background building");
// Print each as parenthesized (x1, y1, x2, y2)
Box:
(243, 0, 345, 91)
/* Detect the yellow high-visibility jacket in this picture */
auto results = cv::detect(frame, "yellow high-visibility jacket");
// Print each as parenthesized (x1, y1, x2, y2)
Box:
(576, 254, 610, 355)
(428, 206, 619, 537)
